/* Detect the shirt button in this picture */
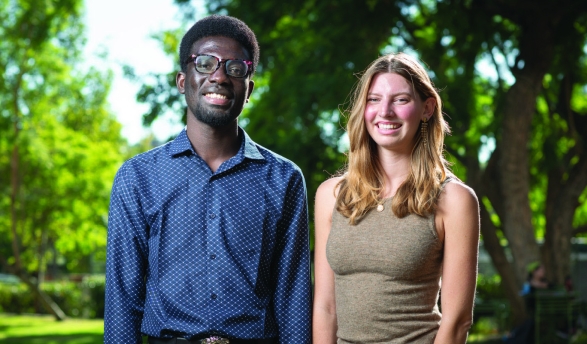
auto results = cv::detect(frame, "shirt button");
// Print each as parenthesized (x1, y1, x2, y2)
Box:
(209, 213, 216, 219)
(210, 254, 216, 259)
(211, 294, 217, 300)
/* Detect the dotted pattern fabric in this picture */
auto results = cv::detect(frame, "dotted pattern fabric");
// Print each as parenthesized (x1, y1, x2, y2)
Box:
(104, 128, 312, 344)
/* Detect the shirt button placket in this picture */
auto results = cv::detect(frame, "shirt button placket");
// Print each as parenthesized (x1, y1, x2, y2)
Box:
(207, 178, 220, 321)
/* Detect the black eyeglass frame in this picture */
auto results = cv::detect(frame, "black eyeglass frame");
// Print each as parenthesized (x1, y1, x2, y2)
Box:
(186, 54, 253, 78)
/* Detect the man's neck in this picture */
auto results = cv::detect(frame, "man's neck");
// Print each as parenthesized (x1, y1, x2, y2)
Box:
(186, 118, 241, 173)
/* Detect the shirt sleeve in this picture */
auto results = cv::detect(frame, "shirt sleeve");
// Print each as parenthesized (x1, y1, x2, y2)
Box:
(104, 163, 149, 344)
(272, 168, 312, 343)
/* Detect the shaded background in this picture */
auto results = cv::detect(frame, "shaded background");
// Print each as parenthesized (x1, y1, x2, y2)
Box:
(1, 0, 587, 338)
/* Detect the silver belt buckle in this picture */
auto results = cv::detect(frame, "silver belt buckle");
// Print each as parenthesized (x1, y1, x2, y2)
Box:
(200, 337, 230, 344)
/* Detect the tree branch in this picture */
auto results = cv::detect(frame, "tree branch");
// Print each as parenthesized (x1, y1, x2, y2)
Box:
(478, 201, 527, 323)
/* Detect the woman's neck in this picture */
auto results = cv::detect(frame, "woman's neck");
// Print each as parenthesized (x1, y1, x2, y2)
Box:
(377, 148, 412, 198)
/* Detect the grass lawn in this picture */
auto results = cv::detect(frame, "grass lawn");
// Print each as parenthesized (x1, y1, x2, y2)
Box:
(0, 313, 517, 344)
(0, 313, 105, 344)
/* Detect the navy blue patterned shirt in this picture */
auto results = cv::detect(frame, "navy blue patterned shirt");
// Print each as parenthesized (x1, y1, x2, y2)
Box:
(105, 128, 312, 343)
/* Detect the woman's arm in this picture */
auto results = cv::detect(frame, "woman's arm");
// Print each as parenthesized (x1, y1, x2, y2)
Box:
(434, 181, 480, 344)
(312, 177, 341, 343)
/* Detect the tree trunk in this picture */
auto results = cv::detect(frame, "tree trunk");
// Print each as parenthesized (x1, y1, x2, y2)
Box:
(479, 203, 527, 324)
(7, 71, 67, 321)
(470, 150, 528, 324)
(543, 78, 587, 285)
(0, 255, 67, 321)
(10, 78, 23, 273)
(544, 151, 587, 285)
(17, 270, 68, 321)
(497, 20, 556, 285)
(498, 79, 541, 282)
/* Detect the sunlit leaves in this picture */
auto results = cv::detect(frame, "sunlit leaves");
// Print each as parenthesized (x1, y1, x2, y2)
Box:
(0, 0, 126, 275)
(571, 84, 587, 113)
(575, 189, 587, 231)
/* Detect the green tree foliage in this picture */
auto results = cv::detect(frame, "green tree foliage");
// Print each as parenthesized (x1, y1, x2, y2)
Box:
(0, 0, 126, 319)
(136, 0, 587, 324)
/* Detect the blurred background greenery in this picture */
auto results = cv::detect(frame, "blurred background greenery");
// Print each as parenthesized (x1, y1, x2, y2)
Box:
(1, 0, 587, 341)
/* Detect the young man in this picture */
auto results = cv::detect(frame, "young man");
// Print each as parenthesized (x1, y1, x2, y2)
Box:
(105, 15, 311, 344)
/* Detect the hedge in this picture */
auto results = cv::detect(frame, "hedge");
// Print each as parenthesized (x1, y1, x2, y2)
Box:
(0, 274, 105, 319)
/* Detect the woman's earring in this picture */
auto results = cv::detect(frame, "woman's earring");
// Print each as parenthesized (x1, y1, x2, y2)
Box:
(421, 117, 428, 144)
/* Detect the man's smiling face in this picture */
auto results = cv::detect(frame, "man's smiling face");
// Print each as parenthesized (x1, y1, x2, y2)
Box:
(177, 35, 254, 128)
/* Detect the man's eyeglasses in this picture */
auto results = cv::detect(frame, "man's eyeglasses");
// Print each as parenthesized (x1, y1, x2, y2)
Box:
(186, 54, 252, 78)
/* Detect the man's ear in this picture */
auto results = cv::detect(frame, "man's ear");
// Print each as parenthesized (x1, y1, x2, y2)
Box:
(176, 72, 186, 94)
(246, 79, 255, 101)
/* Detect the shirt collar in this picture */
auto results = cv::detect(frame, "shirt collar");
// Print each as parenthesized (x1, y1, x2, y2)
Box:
(169, 127, 265, 161)
(240, 127, 264, 160)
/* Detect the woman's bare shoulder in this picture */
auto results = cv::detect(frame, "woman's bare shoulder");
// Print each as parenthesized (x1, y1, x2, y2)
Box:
(438, 179, 479, 230)
(315, 176, 344, 214)
(441, 179, 478, 206)
(317, 176, 344, 197)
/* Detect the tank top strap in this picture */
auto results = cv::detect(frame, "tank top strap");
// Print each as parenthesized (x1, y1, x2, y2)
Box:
(440, 175, 455, 189)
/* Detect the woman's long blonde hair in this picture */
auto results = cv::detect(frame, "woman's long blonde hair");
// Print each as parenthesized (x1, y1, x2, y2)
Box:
(336, 53, 452, 224)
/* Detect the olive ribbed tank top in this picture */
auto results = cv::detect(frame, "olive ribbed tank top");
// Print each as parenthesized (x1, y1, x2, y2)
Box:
(326, 197, 443, 343)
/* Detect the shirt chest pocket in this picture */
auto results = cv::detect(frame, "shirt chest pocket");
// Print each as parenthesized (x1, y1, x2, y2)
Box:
(220, 200, 279, 285)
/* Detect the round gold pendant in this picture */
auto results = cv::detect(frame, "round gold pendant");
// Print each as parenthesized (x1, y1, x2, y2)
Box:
(377, 204, 384, 212)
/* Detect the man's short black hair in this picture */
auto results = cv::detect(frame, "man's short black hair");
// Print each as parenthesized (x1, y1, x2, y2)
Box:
(179, 15, 259, 76)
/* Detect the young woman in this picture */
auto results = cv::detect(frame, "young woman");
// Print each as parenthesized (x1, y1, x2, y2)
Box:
(313, 53, 480, 344)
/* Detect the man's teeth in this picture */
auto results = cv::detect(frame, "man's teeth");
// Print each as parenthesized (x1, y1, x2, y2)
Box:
(206, 93, 227, 99)
(379, 124, 400, 129)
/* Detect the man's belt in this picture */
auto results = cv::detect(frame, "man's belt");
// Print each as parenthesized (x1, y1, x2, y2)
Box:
(148, 336, 277, 344)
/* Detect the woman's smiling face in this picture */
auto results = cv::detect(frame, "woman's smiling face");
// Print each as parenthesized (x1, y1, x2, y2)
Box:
(364, 72, 434, 153)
